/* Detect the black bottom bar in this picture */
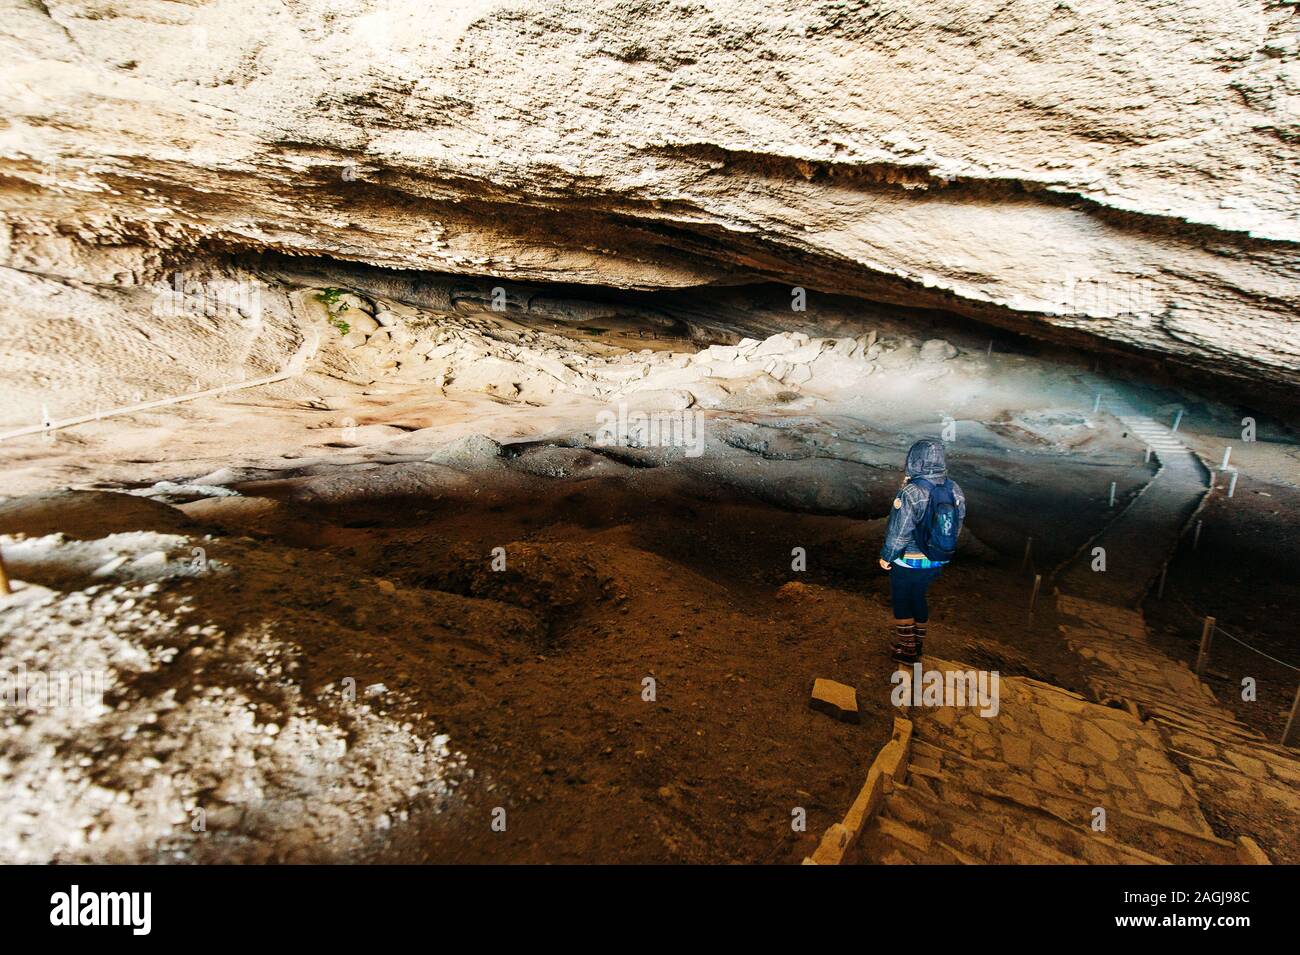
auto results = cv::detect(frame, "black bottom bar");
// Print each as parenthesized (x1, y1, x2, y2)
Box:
(0, 864, 1280, 940)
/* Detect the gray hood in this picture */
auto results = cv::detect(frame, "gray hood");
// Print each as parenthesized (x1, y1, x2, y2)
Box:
(904, 438, 948, 481)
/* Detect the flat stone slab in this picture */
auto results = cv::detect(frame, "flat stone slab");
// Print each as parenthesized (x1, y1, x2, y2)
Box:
(810, 678, 859, 724)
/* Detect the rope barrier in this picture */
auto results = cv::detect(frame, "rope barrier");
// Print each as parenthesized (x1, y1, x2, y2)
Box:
(1173, 595, 1300, 672)
(1213, 624, 1300, 673)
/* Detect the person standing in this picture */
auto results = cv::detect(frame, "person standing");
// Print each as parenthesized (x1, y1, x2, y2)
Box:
(878, 439, 966, 663)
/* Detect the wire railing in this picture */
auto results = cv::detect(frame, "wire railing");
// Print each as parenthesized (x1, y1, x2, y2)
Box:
(1169, 593, 1300, 673)
(1210, 622, 1300, 674)
(1180, 607, 1300, 747)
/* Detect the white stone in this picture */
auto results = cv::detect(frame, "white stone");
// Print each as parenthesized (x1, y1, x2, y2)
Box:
(920, 339, 958, 361)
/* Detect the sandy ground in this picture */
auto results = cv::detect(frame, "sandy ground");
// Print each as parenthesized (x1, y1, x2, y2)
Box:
(1, 277, 1296, 862)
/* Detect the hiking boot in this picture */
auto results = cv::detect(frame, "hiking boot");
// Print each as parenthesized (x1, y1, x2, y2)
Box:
(891, 641, 919, 663)
(891, 622, 918, 662)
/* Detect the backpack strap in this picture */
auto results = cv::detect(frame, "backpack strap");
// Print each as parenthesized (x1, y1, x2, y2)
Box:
(913, 476, 952, 502)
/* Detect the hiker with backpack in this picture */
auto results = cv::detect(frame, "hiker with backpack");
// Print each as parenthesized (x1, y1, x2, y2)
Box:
(878, 438, 966, 663)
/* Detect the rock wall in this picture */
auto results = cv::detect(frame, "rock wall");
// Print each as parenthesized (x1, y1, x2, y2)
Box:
(1, 1, 1297, 389)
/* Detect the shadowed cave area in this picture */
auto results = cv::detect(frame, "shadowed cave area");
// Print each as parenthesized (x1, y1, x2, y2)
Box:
(1, 0, 1299, 870)
(3, 254, 1298, 865)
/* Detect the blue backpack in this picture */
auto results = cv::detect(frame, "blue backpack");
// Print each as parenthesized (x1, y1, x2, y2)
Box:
(912, 478, 961, 562)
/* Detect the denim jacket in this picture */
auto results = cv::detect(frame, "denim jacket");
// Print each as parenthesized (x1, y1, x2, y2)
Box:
(880, 439, 966, 563)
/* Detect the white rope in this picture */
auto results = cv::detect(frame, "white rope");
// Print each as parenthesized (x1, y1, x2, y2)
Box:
(0, 324, 320, 443)
(1174, 595, 1300, 672)
(1213, 624, 1300, 673)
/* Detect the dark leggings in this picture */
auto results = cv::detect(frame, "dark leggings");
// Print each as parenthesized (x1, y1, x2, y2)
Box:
(889, 564, 944, 621)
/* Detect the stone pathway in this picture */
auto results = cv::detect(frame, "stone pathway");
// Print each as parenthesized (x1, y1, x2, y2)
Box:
(1057, 594, 1300, 863)
(1055, 392, 1208, 606)
(856, 659, 1239, 865)
(1051, 392, 1300, 862)
(817, 392, 1299, 865)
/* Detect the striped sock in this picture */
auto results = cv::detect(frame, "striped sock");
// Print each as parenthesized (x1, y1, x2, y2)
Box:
(913, 623, 927, 655)
(892, 622, 916, 657)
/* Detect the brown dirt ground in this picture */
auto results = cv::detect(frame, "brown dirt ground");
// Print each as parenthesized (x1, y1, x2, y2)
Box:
(176, 456, 1110, 863)
(0, 435, 1238, 864)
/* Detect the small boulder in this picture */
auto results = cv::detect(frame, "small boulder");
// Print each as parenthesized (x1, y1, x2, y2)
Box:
(783, 363, 813, 385)
(374, 299, 419, 326)
(623, 389, 695, 411)
(425, 434, 505, 468)
(920, 339, 958, 362)
(753, 333, 798, 357)
(348, 313, 380, 336)
(335, 292, 374, 315)
(810, 678, 860, 724)
(776, 581, 818, 602)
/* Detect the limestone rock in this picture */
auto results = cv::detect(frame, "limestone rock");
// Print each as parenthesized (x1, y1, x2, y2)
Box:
(347, 313, 380, 337)
(810, 678, 860, 724)
(0, 1, 1295, 389)
(920, 339, 958, 362)
(425, 434, 505, 468)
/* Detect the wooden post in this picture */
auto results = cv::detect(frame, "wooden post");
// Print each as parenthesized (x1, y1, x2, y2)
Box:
(0, 545, 10, 595)
(1283, 684, 1300, 749)
(1028, 574, 1042, 622)
(1195, 616, 1215, 678)
(1109, 482, 1117, 507)
(1221, 446, 1232, 470)
(1228, 471, 1239, 498)
(1093, 394, 1101, 413)
(1144, 446, 1152, 463)
(1157, 566, 1167, 599)
(1171, 409, 1183, 432)
(1022, 536, 1033, 570)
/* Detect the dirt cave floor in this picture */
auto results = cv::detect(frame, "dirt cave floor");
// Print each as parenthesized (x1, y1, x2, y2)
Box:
(2, 285, 1297, 863)
(0, 432, 1147, 864)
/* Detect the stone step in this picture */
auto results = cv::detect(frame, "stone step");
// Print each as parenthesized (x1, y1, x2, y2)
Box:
(1075, 668, 1260, 733)
(1056, 600, 1148, 635)
(860, 812, 976, 865)
(881, 777, 1173, 865)
(1060, 619, 1150, 643)
(1082, 673, 1245, 721)
(905, 684, 1218, 835)
(905, 740, 1237, 863)
(1158, 723, 1300, 784)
